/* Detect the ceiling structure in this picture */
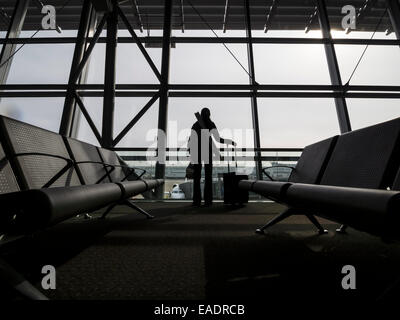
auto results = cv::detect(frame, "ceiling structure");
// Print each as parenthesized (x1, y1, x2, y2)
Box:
(0, 0, 393, 33)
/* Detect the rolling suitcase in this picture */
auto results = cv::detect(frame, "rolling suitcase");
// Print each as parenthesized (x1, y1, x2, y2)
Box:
(223, 146, 249, 205)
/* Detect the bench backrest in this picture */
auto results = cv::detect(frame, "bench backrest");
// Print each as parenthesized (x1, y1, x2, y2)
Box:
(65, 137, 109, 185)
(0, 116, 81, 190)
(0, 141, 20, 194)
(97, 147, 127, 182)
(288, 136, 338, 184)
(320, 117, 400, 189)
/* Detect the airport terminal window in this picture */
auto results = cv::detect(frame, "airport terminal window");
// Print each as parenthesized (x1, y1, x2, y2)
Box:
(347, 98, 400, 130)
(253, 44, 331, 84)
(114, 97, 160, 148)
(167, 97, 254, 149)
(85, 43, 106, 84)
(257, 98, 340, 148)
(5, 44, 74, 84)
(75, 97, 103, 146)
(335, 44, 400, 85)
(170, 43, 249, 84)
(165, 97, 256, 200)
(0, 97, 63, 132)
(116, 44, 161, 84)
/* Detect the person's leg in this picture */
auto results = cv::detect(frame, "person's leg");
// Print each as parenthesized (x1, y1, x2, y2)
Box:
(193, 164, 202, 206)
(204, 162, 213, 205)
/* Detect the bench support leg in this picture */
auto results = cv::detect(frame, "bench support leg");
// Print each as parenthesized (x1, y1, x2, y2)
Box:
(124, 200, 154, 219)
(336, 224, 348, 234)
(306, 215, 328, 234)
(100, 202, 118, 219)
(255, 208, 294, 234)
(0, 259, 48, 300)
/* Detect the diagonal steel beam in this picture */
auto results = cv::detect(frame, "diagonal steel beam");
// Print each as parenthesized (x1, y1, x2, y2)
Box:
(60, 0, 93, 136)
(222, 0, 229, 33)
(264, 0, 277, 33)
(69, 6, 99, 138)
(130, 0, 143, 32)
(74, 92, 102, 145)
(70, 13, 108, 85)
(116, 5, 162, 82)
(317, 0, 351, 133)
(113, 92, 161, 146)
(0, 0, 29, 86)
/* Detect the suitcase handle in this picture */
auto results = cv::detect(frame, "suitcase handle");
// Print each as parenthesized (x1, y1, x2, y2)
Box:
(226, 144, 237, 173)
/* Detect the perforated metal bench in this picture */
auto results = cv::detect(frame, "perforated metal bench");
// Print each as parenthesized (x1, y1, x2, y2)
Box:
(0, 115, 163, 299)
(240, 117, 400, 239)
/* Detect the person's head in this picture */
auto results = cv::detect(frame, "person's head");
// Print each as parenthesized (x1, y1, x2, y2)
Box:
(201, 107, 211, 120)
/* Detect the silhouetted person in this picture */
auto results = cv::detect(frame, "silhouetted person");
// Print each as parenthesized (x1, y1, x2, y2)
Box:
(189, 108, 236, 206)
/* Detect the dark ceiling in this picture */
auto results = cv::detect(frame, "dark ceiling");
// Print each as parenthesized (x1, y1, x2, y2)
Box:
(0, 0, 393, 34)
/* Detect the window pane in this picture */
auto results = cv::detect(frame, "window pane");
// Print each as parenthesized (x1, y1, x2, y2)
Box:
(167, 97, 255, 149)
(86, 43, 106, 84)
(5, 44, 74, 84)
(0, 97, 63, 132)
(335, 45, 400, 85)
(170, 43, 249, 84)
(116, 43, 161, 84)
(254, 44, 331, 84)
(165, 97, 256, 200)
(114, 97, 160, 148)
(347, 98, 400, 130)
(75, 97, 102, 146)
(258, 98, 340, 148)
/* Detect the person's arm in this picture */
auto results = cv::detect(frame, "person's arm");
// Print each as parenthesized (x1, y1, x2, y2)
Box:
(209, 122, 236, 146)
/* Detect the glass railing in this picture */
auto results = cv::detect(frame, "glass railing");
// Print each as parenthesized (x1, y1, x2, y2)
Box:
(116, 148, 302, 200)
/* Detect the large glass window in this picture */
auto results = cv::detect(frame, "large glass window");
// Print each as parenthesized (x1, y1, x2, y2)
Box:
(0, 97, 64, 132)
(85, 43, 106, 84)
(114, 97, 160, 148)
(167, 97, 254, 149)
(170, 43, 249, 84)
(75, 97, 103, 145)
(335, 45, 400, 85)
(164, 97, 256, 200)
(257, 98, 340, 148)
(5, 44, 74, 84)
(253, 44, 331, 84)
(116, 43, 161, 84)
(347, 98, 400, 130)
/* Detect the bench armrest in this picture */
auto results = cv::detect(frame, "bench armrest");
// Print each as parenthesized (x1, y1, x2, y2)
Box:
(112, 164, 147, 181)
(262, 165, 295, 181)
(11, 152, 74, 188)
(75, 160, 147, 182)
